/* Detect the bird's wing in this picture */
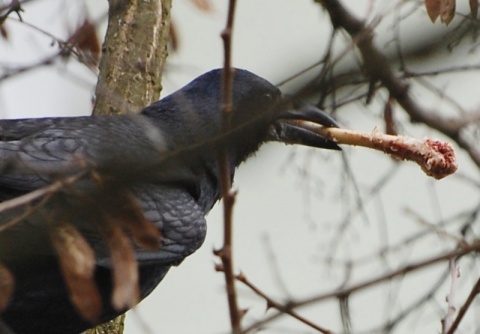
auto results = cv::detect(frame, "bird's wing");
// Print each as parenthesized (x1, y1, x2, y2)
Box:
(0, 116, 206, 268)
(0, 115, 169, 180)
(0, 115, 202, 199)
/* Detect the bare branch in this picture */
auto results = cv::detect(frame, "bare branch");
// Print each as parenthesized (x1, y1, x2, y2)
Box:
(236, 273, 333, 334)
(244, 242, 480, 331)
(315, 0, 480, 167)
(0, 172, 86, 225)
(442, 259, 459, 333)
(446, 276, 480, 334)
(215, 0, 241, 332)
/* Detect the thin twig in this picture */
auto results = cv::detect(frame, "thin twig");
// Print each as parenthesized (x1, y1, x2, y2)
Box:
(0, 172, 86, 222)
(315, 0, 480, 167)
(300, 245, 479, 307)
(236, 273, 333, 334)
(216, 0, 241, 333)
(1, 17, 104, 81)
(442, 259, 459, 333)
(243, 242, 480, 332)
(0, 0, 22, 24)
(446, 276, 480, 334)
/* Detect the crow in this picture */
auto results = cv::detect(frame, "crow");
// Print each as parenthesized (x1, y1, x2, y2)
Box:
(0, 68, 339, 333)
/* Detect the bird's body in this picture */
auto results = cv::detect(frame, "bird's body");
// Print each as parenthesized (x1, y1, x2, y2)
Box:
(0, 69, 339, 333)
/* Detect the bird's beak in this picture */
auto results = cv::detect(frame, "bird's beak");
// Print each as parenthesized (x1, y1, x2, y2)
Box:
(268, 102, 341, 150)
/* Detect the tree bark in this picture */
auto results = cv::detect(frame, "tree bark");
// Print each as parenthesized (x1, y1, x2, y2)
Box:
(86, 0, 172, 333)
(93, 0, 172, 116)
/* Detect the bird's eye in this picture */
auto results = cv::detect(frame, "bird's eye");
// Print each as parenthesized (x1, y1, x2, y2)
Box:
(262, 92, 276, 104)
(264, 93, 273, 100)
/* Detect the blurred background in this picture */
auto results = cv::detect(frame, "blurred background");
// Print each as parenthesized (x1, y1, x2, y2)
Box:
(1, 0, 480, 333)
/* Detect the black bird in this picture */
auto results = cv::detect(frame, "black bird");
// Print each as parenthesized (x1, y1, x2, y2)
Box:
(0, 68, 340, 334)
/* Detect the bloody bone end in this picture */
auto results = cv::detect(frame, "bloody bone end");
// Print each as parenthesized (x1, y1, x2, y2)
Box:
(305, 124, 458, 180)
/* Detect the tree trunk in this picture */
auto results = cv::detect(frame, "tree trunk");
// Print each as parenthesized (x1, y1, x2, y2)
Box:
(86, 0, 172, 333)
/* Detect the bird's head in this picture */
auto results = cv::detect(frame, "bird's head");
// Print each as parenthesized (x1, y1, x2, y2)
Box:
(142, 68, 340, 169)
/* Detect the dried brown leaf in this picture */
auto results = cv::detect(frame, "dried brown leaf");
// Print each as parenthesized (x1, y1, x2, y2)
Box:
(190, 0, 213, 11)
(470, 0, 478, 19)
(426, 0, 441, 22)
(0, 262, 14, 312)
(103, 220, 140, 311)
(169, 21, 179, 52)
(50, 223, 102, 323)
(89, 178, 161, 250)
(0, 25, 7, 40)
(383, 97, 397, 136)
(114, 193, 162, 251)
(440, 0, 456, 25)
(65, 19, 100, 67)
